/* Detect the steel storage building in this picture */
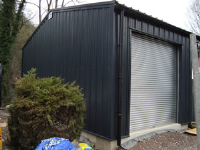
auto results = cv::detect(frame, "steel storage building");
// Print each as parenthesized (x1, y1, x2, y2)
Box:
(22, 1, 197, 149)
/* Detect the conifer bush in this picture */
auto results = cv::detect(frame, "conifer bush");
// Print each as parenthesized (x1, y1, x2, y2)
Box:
(8, 69, 86, 150)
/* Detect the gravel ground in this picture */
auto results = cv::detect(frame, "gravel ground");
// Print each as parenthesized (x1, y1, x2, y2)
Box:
(129, 132, 197, 150)
(0, 109, 197, 150)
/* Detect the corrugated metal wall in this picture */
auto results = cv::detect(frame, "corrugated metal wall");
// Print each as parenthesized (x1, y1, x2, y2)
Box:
(22, 2, 192, 140)
(115, 10, 191, 137)
(22, 2, 118, 140)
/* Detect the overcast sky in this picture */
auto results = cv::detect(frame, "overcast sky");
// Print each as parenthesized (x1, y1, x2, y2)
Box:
(26, 0, 194, 32)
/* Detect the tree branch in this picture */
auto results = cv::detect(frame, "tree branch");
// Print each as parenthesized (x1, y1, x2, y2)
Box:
(55, 0, 58, 8)
(18, 1, 39, 8)
(188, 0, 200, 35)
(62, 0, 65, 7)
(64, 0, 73, 6)
(39, 0, 41, 23)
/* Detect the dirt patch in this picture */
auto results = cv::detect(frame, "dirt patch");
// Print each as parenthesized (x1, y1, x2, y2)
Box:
(129, 132, 197, 150)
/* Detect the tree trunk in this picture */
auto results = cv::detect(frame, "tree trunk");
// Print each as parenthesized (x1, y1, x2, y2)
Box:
(62, 0, 65, 7)
(39, 0, 41, 23)
(55, 0, 58, 8)
(47, 0, 52, 12)
(12, 0, 26, 37)
(0, 0, 26, 102)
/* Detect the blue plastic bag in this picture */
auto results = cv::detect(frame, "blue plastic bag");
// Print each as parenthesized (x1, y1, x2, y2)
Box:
(35, 137, 75, 150)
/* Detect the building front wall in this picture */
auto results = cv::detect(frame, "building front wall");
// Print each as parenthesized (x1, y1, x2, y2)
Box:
(22, 2, 192, 141)
(115, 9, 191, 138)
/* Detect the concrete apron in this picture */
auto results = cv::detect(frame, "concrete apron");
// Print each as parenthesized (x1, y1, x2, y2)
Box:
(81, 123, 188, 150)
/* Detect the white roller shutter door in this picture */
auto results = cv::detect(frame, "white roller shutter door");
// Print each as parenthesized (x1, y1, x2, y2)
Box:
(130, 33, 177, 132)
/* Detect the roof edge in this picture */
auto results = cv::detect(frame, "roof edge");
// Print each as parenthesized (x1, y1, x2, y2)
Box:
(115, 2, 191, 36)
(23, 1, 199, 50)
(23, 1, 115, 49)
(50, 1, 115, 12)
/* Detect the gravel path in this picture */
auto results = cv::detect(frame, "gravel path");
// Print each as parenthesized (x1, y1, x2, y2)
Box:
(0, 109, 197, 150)
(130, 132, 197, 150)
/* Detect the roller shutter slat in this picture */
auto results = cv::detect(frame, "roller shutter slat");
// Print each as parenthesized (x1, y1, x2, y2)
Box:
(130, 33, 177, 132)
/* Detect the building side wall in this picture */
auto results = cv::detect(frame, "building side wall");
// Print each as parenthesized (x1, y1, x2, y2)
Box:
(115, 12, 191, 138)
(22, 4, 118, 140)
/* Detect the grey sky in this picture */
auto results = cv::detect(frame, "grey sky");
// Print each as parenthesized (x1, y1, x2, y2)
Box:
(25, 0, 193, 31)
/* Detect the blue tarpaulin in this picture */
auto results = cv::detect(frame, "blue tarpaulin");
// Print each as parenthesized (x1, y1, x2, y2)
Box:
(35, 137, 75, 150)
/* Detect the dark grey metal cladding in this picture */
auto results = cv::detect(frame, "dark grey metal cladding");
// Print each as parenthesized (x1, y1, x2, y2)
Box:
(114, 9, 191, 137)
(22, 3, 118, 140)
(22, 1, 193, 141)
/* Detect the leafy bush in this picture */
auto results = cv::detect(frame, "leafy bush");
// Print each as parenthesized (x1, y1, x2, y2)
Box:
(8, 69, 86, 150)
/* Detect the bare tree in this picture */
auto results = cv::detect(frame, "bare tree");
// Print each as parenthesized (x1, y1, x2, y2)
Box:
(46, 0, 53, 12)
(25, 0, 81, 24)
(39, 0, 41, 23)
(61, 0, 64, 7)
(188, 0, 200, 35)
(55, 0, 58, 8)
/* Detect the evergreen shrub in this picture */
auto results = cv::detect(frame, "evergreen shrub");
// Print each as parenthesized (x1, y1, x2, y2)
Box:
(8, 69, 85, 150)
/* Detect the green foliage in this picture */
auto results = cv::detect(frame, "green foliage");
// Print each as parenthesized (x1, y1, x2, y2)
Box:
(8, 69, 86, 150)
(0, 0, 15, 100)
(0, 0, 26, 105)
(2, 19, 35, 106)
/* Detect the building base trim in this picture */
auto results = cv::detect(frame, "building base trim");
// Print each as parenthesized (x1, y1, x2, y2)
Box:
(81, 123, 188, 150)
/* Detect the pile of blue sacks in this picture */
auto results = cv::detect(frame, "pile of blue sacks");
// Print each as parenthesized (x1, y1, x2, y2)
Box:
(35, 137, 75, 150)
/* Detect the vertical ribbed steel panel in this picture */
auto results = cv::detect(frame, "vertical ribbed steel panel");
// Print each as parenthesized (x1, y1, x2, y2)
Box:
(115, 12, 191, 137)
(130, 33, 177, 131)
(22, 2, 192, 140)
(22, 3, 117, 140)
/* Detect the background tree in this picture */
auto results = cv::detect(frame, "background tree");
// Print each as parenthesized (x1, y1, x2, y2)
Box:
(0, 0, 81, 106)
(188, 0, 200, 35)
(5, 19, 35, 106)
(26, 0, 81, 24)
(0, 0, 28, 105)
